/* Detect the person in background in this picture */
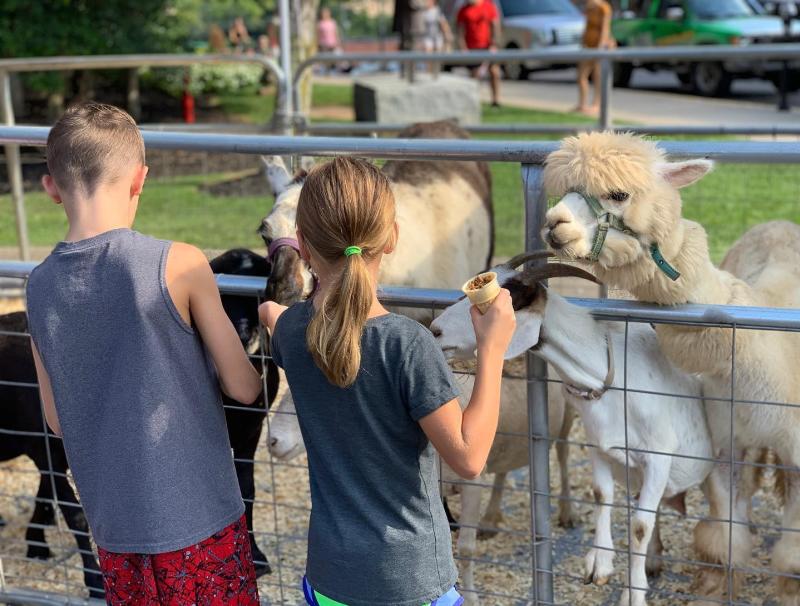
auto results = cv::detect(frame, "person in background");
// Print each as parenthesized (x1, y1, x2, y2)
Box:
(208, 23, 228, 53)
(576, 0, 614, 115)
(422, 0, 453, 74)
(317, 7, 341, 53)
(457, 0, 502, 107)
(317, 7, 342, 74)
(229, 16, 252, 54)
(423, 0, 453, 53)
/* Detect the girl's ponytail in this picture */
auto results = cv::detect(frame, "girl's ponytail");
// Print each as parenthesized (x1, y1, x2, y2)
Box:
(297, 158, 395, 388)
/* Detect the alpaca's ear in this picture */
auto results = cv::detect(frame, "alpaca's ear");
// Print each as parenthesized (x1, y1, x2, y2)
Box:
(659, 159, 714, 189)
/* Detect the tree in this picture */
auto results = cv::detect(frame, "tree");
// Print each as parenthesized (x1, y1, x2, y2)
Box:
(292, 0, 321, 117)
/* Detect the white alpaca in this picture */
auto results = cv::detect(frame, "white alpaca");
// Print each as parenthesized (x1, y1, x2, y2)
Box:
(431, 257, 712, 606)
(541, 131, 800, 604)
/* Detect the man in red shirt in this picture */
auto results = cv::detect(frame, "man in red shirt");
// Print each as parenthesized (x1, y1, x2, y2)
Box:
(457, 0, 502, 106)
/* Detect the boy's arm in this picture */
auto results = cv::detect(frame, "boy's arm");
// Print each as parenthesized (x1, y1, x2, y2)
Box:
(30, 341, 62, 437)
(418, 291, 515, 480)
(258, 301, 287, 335)
(166, 243, 262, 404)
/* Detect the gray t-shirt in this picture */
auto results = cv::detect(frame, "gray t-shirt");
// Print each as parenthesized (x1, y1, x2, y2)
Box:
(272, 301, 459, 606)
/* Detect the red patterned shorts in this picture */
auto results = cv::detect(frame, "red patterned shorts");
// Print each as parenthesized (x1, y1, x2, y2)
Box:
(98, 515, 259, 605)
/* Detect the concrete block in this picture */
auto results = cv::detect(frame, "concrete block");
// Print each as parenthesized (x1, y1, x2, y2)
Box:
(353, 73, 481, 125)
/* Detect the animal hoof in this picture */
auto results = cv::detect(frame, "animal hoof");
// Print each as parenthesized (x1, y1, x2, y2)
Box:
(585, 547, 614, 587)
(88, 586, 106, 600)
(251, 543, 272, 577)
(617, 590, 647, 606)
(477, 527, 499, 541)
(690, 568, 729, 601)
(778, 575, 800, 606)
(645, 558, 663, 578)
(26, 544, 52, 560)
(558, 511, 579, 529)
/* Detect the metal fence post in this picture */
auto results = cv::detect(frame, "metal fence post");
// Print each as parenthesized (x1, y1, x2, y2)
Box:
(276, 0, 294, 136)
(599, 57, 612, 131)
(522, 163, 553, 605)
(0, 70, 30, 261)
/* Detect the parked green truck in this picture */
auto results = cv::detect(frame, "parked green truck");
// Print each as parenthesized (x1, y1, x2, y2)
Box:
(612, 0, 800, 96)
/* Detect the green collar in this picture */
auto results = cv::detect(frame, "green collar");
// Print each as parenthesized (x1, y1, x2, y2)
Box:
(577, 191, 681, 282)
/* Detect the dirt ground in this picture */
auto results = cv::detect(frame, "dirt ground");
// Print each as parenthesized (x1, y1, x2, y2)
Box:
(0, 281, 789, 606)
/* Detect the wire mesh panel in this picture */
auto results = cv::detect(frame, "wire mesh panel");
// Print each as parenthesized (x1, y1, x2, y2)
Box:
(1, 137, 800, 606)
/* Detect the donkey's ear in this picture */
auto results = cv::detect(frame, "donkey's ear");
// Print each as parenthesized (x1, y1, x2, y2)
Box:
(261, 155, 291, 196)
(659, 159, 714, 189)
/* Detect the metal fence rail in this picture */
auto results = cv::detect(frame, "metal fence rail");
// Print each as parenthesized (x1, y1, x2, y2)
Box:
(4, 126, 800, 162)
(300, 122, 800, 138)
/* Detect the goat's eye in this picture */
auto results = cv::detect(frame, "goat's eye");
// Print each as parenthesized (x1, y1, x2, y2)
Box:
(607, 191, 630, 203)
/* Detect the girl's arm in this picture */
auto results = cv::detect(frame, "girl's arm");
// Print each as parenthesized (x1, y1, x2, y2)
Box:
(419, 290, 515, 479)
(166, 243, 262, 404)
(30, 341, 61, 437)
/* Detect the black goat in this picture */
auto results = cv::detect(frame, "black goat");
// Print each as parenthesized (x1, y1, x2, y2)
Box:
(0, 248, 278, 596)
(210, 248, 279, 577)
(0, 311, 104, 598)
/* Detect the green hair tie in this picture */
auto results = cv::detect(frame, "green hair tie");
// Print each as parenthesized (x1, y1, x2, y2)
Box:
(344, 246, 362, 257)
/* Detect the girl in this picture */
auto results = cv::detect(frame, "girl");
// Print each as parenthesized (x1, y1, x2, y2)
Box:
(259, 157, 515, 606)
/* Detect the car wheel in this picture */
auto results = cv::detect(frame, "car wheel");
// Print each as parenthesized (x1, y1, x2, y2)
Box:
(691, 62, 732, 97)
(503, 44, 530, 81)
(613, 62, 633, 88)
(677, 70, 692, 87)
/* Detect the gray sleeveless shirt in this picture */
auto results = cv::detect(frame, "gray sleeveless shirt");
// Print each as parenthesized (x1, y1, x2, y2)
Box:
(26, 229, 244, 553)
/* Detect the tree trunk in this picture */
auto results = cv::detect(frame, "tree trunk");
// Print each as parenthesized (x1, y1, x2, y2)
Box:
(126, 69, 141, 121)
(292, 0, 321, 117)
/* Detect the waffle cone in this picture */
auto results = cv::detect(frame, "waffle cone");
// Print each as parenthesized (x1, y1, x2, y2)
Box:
(462, 272, 500, 314)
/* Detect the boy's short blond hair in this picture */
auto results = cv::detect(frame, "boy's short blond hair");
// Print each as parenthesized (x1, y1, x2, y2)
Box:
(46, 102, 145, 196)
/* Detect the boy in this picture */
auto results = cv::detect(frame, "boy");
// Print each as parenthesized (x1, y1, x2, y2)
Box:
(27, 102, 263, 604)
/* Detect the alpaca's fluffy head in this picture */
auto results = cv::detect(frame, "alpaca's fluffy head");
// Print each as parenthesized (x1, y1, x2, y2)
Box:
(542, 132, 712, 270)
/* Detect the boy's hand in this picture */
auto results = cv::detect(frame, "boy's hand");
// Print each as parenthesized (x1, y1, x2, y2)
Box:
(471, 289, 515, 357)
(259, 301, 288, 334)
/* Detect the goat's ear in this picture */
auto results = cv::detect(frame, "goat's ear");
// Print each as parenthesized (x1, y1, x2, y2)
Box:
(659, 159, 713, 189)
(504, 310, 543, 360)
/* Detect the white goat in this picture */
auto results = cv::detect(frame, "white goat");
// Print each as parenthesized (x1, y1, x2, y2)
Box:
(268, 364, 576, 604)
(430, 257, 713, 606)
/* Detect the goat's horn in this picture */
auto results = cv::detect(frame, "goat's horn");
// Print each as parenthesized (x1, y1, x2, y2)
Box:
(523, 262, 602, 285)
(505, 250, 554, 269)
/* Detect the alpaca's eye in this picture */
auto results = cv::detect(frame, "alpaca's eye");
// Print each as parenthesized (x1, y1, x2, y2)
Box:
(607, 191, 630, 203)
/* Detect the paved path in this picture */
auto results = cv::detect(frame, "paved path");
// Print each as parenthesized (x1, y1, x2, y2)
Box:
(485, 68, 800, 127)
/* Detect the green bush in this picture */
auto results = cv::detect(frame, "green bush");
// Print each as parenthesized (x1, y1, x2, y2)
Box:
(141, 62, 265, 98)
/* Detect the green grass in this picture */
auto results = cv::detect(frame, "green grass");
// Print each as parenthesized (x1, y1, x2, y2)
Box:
(0, 175, 266, 252)
(3, 84, 797, 264)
